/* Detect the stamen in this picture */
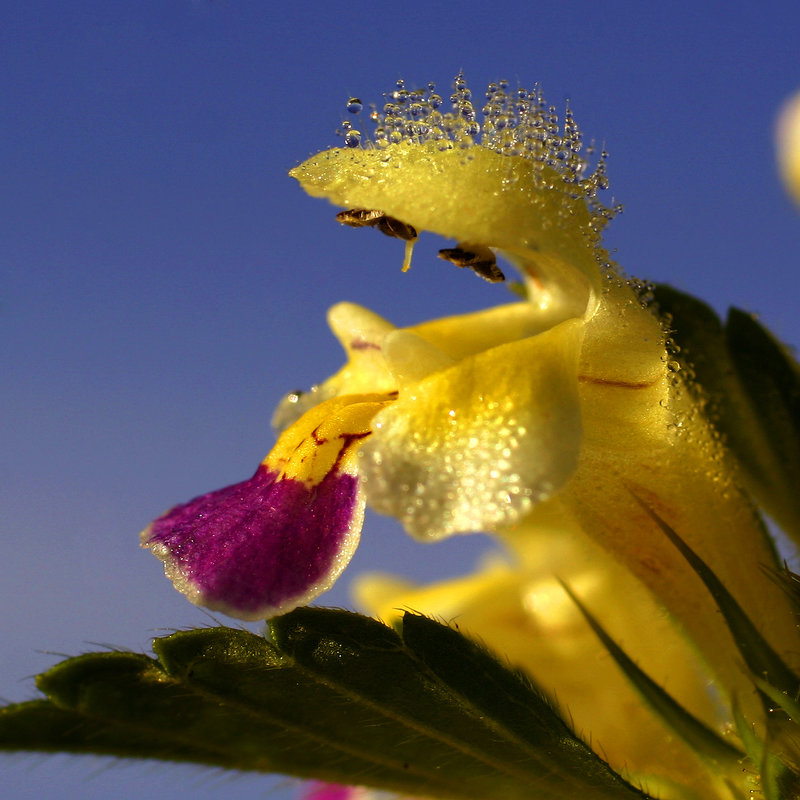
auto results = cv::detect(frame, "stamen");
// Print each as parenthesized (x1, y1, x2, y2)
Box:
(401, 238, 415, 272)
(438, 244, 505, 283)
(336, 208, 417, 241)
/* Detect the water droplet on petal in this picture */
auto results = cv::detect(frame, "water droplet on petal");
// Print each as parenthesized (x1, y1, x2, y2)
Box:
(344, 130, 362, 148)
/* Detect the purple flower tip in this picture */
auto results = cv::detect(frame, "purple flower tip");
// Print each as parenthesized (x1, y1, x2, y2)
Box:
(303, 783, 361, 800)
(141, 464, 362, 620)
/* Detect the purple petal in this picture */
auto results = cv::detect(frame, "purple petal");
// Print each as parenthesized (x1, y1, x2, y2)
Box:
(303, 783, 359, 800)
(141, 464, 362, 620)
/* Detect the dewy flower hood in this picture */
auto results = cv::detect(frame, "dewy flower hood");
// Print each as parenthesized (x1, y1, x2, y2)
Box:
(141, 77, 800, 720)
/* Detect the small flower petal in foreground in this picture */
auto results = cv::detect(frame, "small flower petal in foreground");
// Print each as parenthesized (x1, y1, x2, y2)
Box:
(142, 392, 395, 620)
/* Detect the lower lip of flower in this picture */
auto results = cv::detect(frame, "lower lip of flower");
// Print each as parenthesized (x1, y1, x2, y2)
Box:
(142, 463, 362, 620)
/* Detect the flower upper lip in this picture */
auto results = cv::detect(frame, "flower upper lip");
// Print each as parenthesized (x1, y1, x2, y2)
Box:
(290, 140, 605, 310)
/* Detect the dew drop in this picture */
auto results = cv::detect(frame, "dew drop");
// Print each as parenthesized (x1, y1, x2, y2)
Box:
(344, 130, 362, 148)
(331, 76, 619, 233)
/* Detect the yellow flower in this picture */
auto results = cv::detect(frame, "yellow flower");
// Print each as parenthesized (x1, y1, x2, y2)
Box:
(144, 76, 800, 797)
(292, 79, 793, 641)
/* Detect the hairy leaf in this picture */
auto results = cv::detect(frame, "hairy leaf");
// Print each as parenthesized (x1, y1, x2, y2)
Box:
(0, 609, 653, 800)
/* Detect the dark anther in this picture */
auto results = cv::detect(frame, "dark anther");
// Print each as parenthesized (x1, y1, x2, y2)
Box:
(336, 209, 384, 227)
(336, 208, 417, 241)
(438, 244, 505, 283)
(375, 215, 417, 241)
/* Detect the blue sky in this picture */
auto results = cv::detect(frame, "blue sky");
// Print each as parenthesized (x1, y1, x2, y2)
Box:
(2, 2, 799, 798)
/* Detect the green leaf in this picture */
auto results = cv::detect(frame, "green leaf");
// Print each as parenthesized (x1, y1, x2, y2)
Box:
(0, 609, 653, 800)
(772, 565, 800, 612)
(0, 698, 241, 766)
(760, 747, 800, 800)
(652, 284, 800, 542)
(749, 677, 800, 792)
(399, 611, 650, 796)
(725, 308, 800, 537)
(650, 285, 730, 396)
(558, 581, 744, 771)
(272, 607, 652, 799)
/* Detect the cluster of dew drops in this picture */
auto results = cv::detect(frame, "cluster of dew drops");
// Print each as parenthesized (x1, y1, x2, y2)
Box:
(337, 73, 618, 214)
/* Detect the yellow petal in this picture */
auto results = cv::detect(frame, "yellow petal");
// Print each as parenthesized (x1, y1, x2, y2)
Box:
(291, 142, 604, 311)
(381, 329, 455, 387)
(291, 143, 591, 255)
(272, 303, 397, 432)
(360, 318, 584, 538)
(267, 392, 397, 483)
(564, 373, 800, 714)
(409, 300, 579, 360)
